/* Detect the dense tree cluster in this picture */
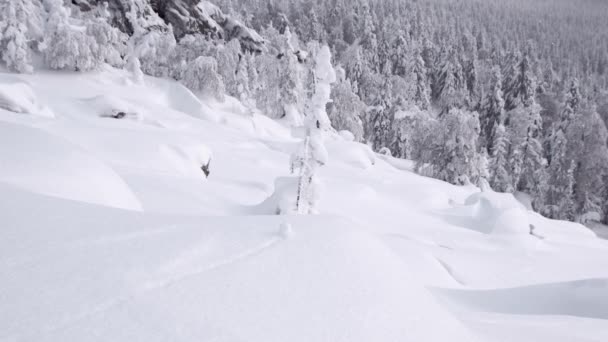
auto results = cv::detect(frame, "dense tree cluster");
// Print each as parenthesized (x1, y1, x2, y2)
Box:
(2, 0, 608, 225)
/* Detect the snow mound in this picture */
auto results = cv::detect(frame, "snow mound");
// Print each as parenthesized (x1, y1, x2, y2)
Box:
(443, 190, 530, 235)
(338, 130, 355, 141)
(326, 138, 376, 169)
(162, 80, 222, 122)
(254, 176, 299, 215)
(0, 80, 53, 117)
(0, 121, 142, 211)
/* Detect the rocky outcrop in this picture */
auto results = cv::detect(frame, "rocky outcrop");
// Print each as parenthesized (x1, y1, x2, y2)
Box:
(73, 0, 264, 52)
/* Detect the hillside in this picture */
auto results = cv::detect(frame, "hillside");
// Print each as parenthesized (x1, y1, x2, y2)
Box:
(1, 67, 608, 341)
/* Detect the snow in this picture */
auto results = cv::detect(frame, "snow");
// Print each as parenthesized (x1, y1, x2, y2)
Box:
(0, 78, 53, 117)
(0, 120, 142, 211)
(1, 67, 608, 342)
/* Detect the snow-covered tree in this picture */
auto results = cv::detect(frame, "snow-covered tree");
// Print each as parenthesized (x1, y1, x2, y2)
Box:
(0, 0, 33, 73)
(434, 52, 467, 111)
(328, 66, 365, 141)
(507, 102, 546, 206)
(570, 107, 608, 222)
(84, 3, 126, 68)
(368, 81, 394, 151)
(182, 56, 225, 101)
(543, 79, 580, 219)
(504, 50, 537, 111)
(412, 48, 431, 110)
(42, 0, 99, 71)
(417, 108, 482, 185)
(215, 39, 241, 96)
(277, 27, 305, 126)
(480, 66, 505, 153)
(489, 123, 513, 192)
(292, 45, 335, 214)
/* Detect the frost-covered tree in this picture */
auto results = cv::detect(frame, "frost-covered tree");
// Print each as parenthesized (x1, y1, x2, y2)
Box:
(417, 108, 482, 185)
(570, 107, 608, 222)
(412, 48, 430, 110)
(543, 79, 581, 219)
(489, 123, 513, 192)
(368, 81, 394, 151)
(504, 50, 537, 111)
(235, 52, 255, 116)
(182, 56, 225, 101)
(0, 0, 33, 73)
(434, 52, 467, 111)
(480, 67, 505, 153)
(507, 102, 546, 206)
(291, 45, 336, 214)
(328, 66, 365, 141)
(42, 0, 99, 71)
(215, 39, 241, 96)
(84, 3, 126, 68)
(277, 27, 305, 126)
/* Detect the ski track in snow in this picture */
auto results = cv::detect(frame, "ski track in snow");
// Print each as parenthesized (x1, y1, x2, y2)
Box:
(4, 231, 284, 341)
(434, 257, 467, 286)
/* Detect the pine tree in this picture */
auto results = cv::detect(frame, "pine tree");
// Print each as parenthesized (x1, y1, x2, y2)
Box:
(504, 50, 536, 111)
(434, 52, 467, 112)
(489, 123, 513, 192)
(543, 79, 580, 219)
(412, 47, 431, 110)
(480, 66, 505, 153)
(328, 67, 365, 141)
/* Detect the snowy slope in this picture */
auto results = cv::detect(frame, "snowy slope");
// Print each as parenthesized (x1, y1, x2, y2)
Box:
(1, 68, 608, 342)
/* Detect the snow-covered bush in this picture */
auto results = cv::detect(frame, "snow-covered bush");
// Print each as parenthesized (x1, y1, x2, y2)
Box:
(182, 56, 225, 101)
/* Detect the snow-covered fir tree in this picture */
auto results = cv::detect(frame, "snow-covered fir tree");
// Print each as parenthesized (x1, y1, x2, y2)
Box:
(292, 45, 335, 214)
(480, 67, 505, 153)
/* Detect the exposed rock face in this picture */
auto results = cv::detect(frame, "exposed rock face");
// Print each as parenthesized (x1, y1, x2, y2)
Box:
(73, 0, 264, 52)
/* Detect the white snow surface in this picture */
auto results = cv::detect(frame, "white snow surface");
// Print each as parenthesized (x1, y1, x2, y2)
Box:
(1, 68, 608, 342)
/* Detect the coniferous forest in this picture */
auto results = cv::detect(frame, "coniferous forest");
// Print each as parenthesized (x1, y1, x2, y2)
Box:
(2, 0, 608, 224)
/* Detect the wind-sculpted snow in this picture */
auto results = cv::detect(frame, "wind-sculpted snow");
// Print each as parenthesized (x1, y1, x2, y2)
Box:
(0, 121, 142, 211)
(434, 278, 608, 319)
